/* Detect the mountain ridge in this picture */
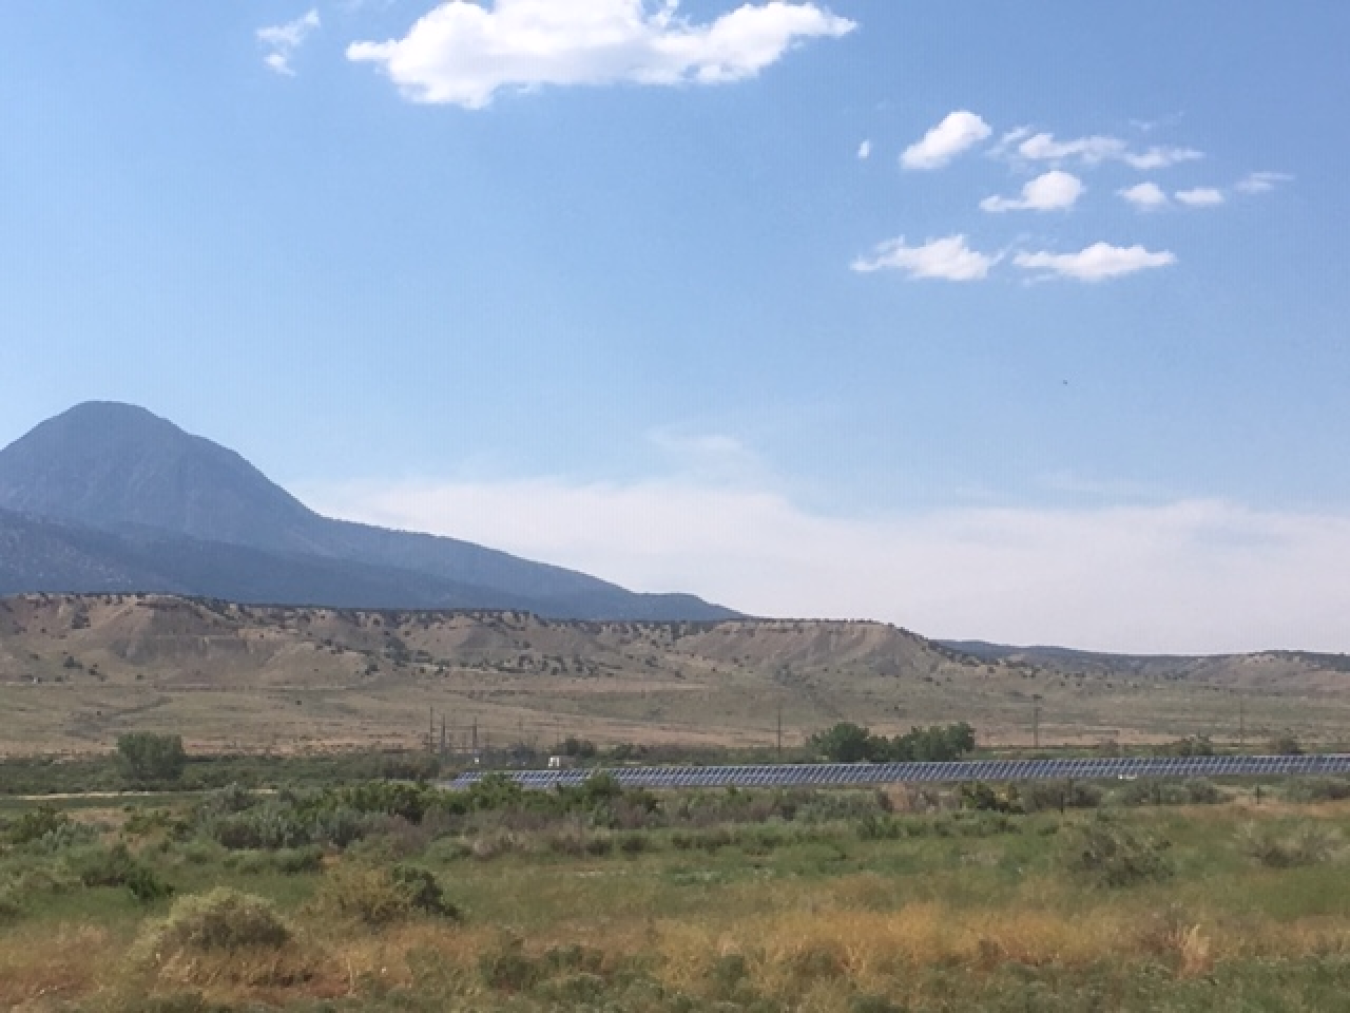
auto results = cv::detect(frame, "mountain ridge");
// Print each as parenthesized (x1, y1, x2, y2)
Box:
(5, 592, 1350, 756)
(0, 402, 736, 620)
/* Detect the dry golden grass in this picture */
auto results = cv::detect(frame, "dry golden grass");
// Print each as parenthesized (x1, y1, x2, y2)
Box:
(0, 925, 118, 1009)
(7, 881, 1350, 1012)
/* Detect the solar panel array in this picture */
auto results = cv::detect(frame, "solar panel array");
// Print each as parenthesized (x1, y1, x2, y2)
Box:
(445, 754, 1350, 792)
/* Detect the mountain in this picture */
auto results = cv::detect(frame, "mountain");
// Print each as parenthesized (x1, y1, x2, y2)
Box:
(0, 402, 736, 620)
(939, 639, 1350, 690)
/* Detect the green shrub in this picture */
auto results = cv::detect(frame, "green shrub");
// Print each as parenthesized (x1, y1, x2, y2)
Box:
(960, 781, 1020, 813)
(67, 842, 173, 901)
(390, 864, 461, 919)
(1283, 777, 1350, 803)
(147, 888, 291, 953)
(0, 883, 25, 921)
(1018, 780, 1105, 813)
(316, 862, 460, 925)
(618, 831, 650, 856)
(4, 806, 101, 852)
(1062, 818, 1173, 888)
(118, 732, 188, 783)
(206, 803, 314, 851)
(1180, 778, 1226, 804)
(223, 846, 323, 876)
(1238, 821, 1341, 868)
(585, 832, 615, 856)
(479, 935, 541, 992)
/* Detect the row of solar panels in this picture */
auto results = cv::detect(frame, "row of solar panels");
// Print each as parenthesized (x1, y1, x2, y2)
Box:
(445, 754, 1350, 791)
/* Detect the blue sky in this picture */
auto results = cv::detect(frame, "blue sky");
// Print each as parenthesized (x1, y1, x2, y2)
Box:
(2, 2, 1348, 652)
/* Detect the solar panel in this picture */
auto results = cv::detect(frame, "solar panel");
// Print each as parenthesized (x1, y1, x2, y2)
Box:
(444, 754, 1350, 792)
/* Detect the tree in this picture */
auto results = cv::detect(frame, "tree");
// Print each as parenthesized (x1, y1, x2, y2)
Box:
(117, 732, 188, 782)
(811, 721, 977, 764)
(810, 722, 877, 763)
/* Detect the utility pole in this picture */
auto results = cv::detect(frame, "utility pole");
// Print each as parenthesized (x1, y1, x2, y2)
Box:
(1032, 696, 1042, 750)
(1238, 692, 1246, 750)
(776, 700, 783, 761)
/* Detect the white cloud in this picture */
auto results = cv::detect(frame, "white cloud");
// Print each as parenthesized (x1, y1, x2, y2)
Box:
(980, 170, 1084, 212)
(1016, 132, 1201, 170)
(851, 234, 997, 281)
(1175, 187, 1225, 207)
(1013, 242, 1175, 282)
(346, 0, 855, 108)
(258, 9, 321, 76)
(990, 125, 1032, 155)
(1017, 132, 1126, 165)
(1123, 146, 1203, 170)
(1236, 171, 1293, 194)
(900, 111, 991, 170)
(857, 139, 871, 160)
(1119, 181, 1169, 208)
(299, 475, 1350, 654)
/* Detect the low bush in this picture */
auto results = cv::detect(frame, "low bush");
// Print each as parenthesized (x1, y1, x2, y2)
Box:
(67, 842, 173, 901)
(1238, 821, 1342, 868)
(1283, 777, 1350, 803)
(1111, 778, 1226, 807)
(315, 862, 460, 925)
(144, 888, 291, 954)
(479, 935, 541, 992)
(4, 806, 72, 846)
(1018, 780, 1105, 813)
(1062, 818, 1173, 888)
(222, 846, 323, 876)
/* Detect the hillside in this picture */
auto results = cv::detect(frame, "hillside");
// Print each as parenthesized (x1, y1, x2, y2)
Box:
(0, 403, 735, 620)
(3, 594, 1349, 756)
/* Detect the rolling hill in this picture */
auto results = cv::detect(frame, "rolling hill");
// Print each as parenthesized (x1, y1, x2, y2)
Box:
(3, 593, 1350, 755)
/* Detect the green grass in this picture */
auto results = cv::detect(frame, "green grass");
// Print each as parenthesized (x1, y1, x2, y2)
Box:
(6, 779, 1350, 1010)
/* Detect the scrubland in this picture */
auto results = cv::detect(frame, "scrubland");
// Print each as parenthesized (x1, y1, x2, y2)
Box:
(5, 770, 1350, 1011)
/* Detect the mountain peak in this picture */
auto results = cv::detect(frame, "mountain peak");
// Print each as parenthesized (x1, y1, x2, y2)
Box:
(0, 401, 316, 546)
(0, 403, 737, 621)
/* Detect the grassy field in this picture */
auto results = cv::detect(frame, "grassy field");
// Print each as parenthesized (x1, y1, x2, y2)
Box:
(5, 772, 1350, 1011)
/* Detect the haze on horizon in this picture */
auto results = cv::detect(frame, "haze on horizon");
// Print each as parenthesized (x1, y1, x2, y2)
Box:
(2, 2, 1348, 655)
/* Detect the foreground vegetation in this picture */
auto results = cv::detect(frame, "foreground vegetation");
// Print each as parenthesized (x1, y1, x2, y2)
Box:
(6, 765, 1350, 1012)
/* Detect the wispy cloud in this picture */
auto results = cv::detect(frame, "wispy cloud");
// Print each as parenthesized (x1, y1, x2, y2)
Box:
(1236, 171, 1293, 194)
(1119, 181, 1169, 208)
(1015, 131, 1201, 170)
(258, 9, 321, 76)
(980, 170, 1084, 213)
(1175, 187, 1225, 207)
(1123, 146, 1203, 170)
(347, 0, 855, 107)
(900, 111, 991, 170)
(1014, 242, 1175, 282)
(1017, 132, 1125, 165)
(851, 234, 997, 281)
(299, 473, 1350, 654)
